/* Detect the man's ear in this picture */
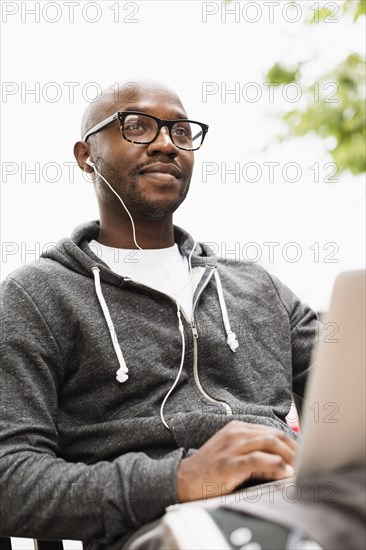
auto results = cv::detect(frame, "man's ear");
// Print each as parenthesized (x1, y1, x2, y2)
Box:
(74, 141, 93, 172)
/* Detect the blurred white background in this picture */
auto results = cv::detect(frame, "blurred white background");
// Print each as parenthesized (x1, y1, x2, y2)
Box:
(1, 1, 365, 548)
(2, 1, 365, 316)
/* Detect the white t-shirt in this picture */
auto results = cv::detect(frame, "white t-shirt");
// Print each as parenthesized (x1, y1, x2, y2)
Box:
(89, 240, 204, 319)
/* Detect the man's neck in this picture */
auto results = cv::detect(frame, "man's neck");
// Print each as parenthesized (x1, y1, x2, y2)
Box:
(97, 213, 175, 249)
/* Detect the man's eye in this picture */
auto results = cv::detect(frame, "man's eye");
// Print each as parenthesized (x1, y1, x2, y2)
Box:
(173, 126, 190, 137)
(125, 123, 144, 131)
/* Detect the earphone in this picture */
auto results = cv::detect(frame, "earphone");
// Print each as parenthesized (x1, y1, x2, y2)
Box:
(86, 157, 95, 169)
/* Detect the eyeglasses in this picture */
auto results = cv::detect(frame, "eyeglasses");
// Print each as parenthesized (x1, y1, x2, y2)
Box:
(83, 111, 209, 151)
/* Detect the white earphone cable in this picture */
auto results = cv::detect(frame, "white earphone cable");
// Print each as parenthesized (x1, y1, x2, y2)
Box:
(87, 158, 192, 430)
(88, 160, 142, 251)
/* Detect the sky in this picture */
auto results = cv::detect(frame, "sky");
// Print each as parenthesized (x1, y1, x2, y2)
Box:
(1, 0, 365, 317)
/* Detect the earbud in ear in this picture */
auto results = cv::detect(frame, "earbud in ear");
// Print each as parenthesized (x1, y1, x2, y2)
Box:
(86, 157, 95, 169)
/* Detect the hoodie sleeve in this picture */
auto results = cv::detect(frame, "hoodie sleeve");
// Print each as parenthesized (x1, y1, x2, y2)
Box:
(264, 271, 318, 399)
(0, 276, 183, 545)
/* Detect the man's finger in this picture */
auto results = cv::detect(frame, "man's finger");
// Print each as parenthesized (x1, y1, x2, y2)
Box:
(233, 434, 297, 466)
(237, 450, 296, 482)
(225, 421, 299, 453)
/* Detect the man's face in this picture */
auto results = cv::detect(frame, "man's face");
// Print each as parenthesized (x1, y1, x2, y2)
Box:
(88, 85, 195, 219)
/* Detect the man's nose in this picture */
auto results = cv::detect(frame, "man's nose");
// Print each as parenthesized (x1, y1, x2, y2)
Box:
(147, 126, 178, 156)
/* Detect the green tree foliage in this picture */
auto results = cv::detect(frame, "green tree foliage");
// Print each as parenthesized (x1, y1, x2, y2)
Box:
(264, 0, 366, 175)
(343, 0, 366, 21)
(266, 63, 300, 85)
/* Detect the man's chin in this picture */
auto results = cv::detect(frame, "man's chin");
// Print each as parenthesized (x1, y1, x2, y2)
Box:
(135, 200, 183, 219)
(127, 188, 189, 219)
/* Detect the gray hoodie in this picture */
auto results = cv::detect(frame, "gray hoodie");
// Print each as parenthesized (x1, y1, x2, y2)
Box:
(0, 220, 317, 549)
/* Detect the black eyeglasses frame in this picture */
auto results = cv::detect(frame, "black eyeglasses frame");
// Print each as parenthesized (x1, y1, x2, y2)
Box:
(83, 111, 209, 151)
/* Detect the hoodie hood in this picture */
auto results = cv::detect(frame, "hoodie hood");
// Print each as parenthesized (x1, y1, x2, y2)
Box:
(41, 220, 218, 284)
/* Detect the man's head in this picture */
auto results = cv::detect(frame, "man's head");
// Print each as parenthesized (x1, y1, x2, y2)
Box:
(74, 79, 202, 221)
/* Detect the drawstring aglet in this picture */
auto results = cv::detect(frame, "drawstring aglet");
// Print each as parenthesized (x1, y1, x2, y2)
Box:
(116, 367, 129, 383)
(227, 331, 239, 352)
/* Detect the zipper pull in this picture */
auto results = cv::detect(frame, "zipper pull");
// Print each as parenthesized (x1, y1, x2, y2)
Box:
(191, 319, 199, 339)
(177, 307, 184, 335)
(224, 403, 233, 415)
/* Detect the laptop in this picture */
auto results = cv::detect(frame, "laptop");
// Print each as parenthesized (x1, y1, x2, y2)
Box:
(160, 271, 365, 549)
(296, 269, 365, 479)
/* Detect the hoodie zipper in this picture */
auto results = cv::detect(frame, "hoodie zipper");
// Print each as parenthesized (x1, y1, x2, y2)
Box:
(124, 272, 232, 415)
(191, 268, 233, 415)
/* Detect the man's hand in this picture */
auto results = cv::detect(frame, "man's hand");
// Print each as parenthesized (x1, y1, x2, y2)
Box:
(176, 421, 298, 502)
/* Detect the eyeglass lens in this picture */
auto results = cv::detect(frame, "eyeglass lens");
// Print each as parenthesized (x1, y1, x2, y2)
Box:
(122, 114, 203, 150)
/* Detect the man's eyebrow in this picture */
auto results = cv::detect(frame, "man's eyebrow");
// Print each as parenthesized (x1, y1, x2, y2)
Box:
(122, 105, 188, 119)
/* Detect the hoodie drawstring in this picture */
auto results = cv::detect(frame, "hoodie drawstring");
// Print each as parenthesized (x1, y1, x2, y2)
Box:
(214, 270, 239, 352)
(91, 266, 129, 383)
(91, 265, 238, 385)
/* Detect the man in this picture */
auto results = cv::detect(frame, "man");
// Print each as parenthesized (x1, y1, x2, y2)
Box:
(0, 80, 317, 549)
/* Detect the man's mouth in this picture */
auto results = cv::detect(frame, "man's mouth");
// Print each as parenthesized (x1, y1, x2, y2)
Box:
(139, 163, 181, 179)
